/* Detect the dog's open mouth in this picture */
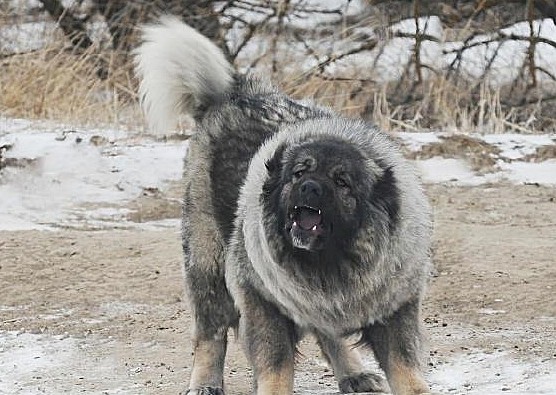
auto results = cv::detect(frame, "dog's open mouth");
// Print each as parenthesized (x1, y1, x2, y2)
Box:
(288, 205, 325, 250)
(292, 205, 323, 232)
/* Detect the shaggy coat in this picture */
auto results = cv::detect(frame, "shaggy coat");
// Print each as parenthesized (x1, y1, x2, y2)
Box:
(135, 16, 434, 395)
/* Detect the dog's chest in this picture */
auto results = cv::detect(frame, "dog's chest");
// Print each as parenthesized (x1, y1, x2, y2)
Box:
(267, 273, 380, 334)
(252, 255, 386, 334)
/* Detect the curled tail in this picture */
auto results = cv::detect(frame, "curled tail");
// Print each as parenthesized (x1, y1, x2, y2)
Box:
(134, 16, 233, 133)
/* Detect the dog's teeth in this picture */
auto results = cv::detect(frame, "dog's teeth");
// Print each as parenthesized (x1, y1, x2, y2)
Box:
(293, 221, 297, 227)
(318, 209, 321, 215)
(312, 225, 317, 231)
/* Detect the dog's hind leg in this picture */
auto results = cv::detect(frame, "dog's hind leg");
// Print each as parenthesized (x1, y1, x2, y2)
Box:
(182, 183, 238, 394)
(315, 332, 388, 393)
(183, 253, 237, 394)
(183, 242, 237, 394)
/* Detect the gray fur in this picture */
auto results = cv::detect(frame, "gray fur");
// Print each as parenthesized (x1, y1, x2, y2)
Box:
(136, 18, 433, 395)
(228, 117, 431, 334)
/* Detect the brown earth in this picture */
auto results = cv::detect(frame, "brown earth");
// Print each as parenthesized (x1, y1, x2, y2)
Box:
(0, 183, 555, 394)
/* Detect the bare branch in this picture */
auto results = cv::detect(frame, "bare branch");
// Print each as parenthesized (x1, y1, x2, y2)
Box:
(38, 0, 94, 51)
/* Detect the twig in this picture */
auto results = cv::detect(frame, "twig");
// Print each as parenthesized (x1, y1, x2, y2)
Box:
(526, 0, 537, 87)
(387, 118, 421, 131)
(501, 119, 537, 133)
(38, 0, 94, 51)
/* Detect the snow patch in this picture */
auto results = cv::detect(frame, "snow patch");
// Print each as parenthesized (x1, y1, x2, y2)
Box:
(0, 118, 187, 231)
(0, 331, 141, 395)
(416, 157, 474, 183)
(2, 118, 555, 230)
(429, 350, 556, 394)
(499, 160, 556, 185)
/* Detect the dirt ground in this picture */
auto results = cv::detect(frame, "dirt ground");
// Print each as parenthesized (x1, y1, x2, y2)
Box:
(1, 183, 555, 394)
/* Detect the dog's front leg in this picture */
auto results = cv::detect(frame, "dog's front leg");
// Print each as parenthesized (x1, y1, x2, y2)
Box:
(361, 298, 430, 395)
(315, 332, 388, 393)
(238, 287, 298, 395)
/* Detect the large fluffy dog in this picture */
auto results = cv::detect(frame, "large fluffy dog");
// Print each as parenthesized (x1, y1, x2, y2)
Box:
(136, 17, 433, 395)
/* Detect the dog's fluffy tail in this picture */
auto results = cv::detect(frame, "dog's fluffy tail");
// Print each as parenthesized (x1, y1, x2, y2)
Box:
(134, 16, 233, 133)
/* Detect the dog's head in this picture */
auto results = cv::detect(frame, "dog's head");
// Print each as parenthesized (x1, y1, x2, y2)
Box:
(263, 135, 399, 254)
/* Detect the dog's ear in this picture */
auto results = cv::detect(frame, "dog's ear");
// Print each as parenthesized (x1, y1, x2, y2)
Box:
(265, 144, 286, 174)
(369, 161, 400, 232)
(263, 144, 287, 200)
(264, 158, 276, 173)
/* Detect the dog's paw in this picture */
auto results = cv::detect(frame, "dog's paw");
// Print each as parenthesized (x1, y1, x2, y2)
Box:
(183, 387, 225, 395)
(338, 372, 389, 393)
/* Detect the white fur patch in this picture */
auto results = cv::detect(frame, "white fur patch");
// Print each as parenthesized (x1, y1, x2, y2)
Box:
(134, 16, 233, 133)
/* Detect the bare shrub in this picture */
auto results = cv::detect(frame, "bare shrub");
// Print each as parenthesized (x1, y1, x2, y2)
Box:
(2, 0, 556, 132)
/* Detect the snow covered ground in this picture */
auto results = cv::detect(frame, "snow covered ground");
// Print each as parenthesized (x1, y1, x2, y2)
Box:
(399, 131, 556, 185)
(1, 3, 555, 393)
(1, 326, 555, 394)
(1, 121, 555, 394)
(1, 117, 555, 231)
(429, 350, 556, 395)
(0, 118, 186, 231)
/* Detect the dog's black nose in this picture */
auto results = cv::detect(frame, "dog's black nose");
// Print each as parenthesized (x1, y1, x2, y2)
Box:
(300, 179, 323, 198)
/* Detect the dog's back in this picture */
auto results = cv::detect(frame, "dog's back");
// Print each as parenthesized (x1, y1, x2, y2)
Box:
(135, 16, 327, 242)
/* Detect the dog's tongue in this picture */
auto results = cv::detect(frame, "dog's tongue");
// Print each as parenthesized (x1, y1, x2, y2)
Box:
(296, 207, 322, 230)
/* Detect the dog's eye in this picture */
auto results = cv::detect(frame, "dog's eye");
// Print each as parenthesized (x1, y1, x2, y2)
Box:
(293, 165, 305, 179)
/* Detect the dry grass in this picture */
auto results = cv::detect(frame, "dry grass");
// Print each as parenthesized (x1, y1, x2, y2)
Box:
(3, 42, 553, 133)
(2, 17, 554, 133)
(0, 40, 141, 127)
(281, 71, 556, 134)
